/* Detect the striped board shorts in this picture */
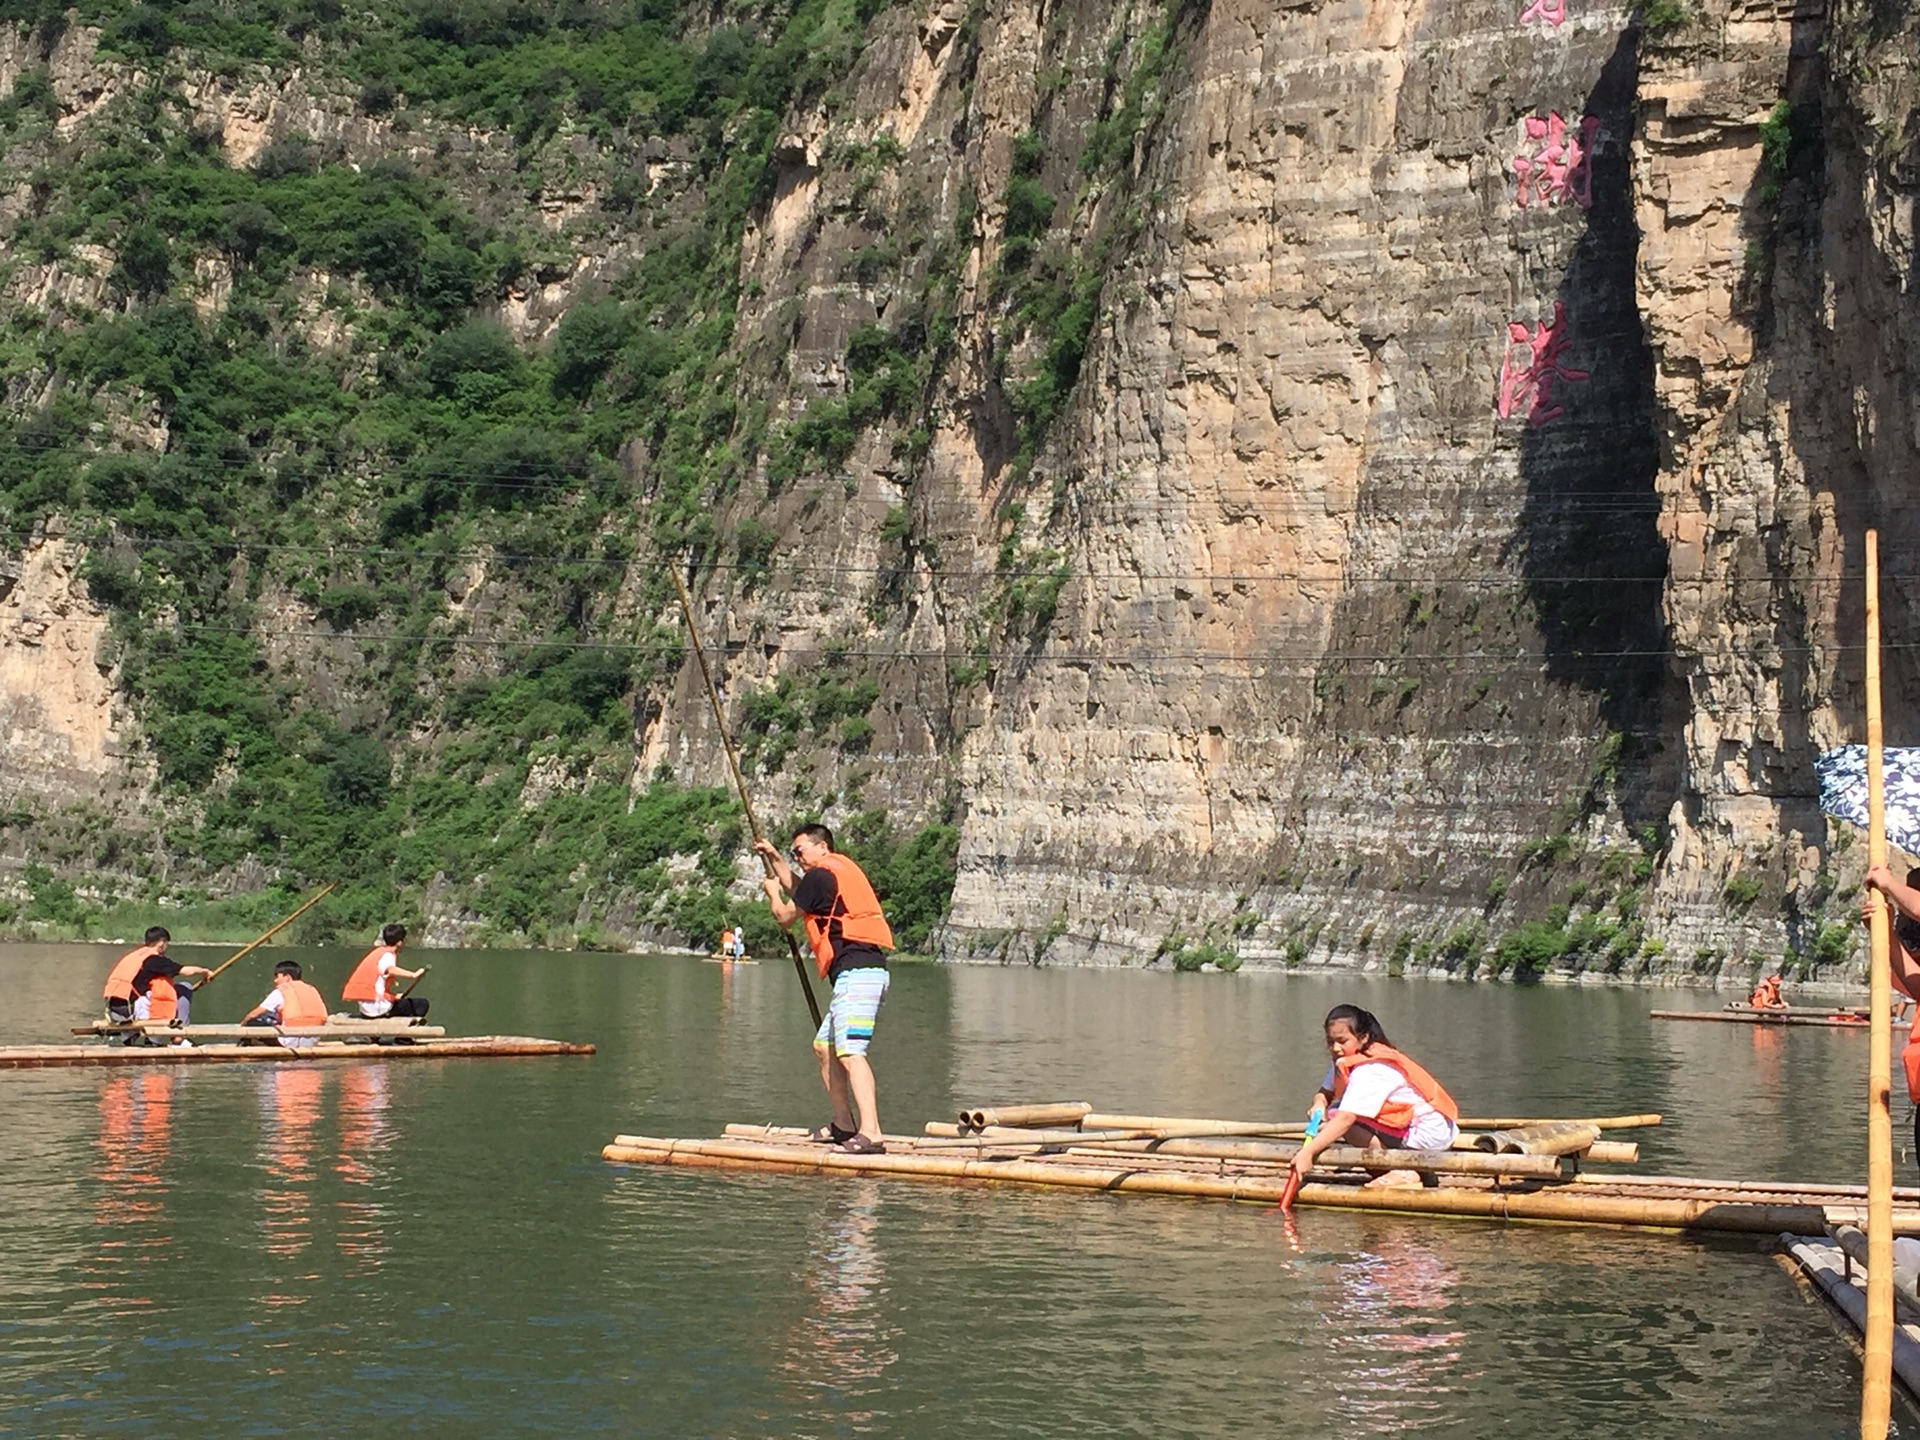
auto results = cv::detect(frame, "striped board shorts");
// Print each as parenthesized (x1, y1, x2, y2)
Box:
(815, 967, 890, 1058)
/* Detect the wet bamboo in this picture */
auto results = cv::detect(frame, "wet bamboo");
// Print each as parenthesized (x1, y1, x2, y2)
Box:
(2, 1037, 594, 1067)
(1080, 1112, 1302, 1134)
(1866, 529, 1895, 1440)
(597, 1136, 1827, 1233)
(959, 1103, 1092, 1130)
(668, 562, 821, 1030)
(1486, 1124, 1602, 1157)
(886, 1129, 1564, 1178)
(201, 882, 337, 983)
(1080, 1110, 1660, 1134)
(1581, 1141, 1640, 1165)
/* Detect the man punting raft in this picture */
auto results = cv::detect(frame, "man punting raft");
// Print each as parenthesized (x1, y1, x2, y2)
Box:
(755, 824, 894, 1155)
(1288, 1004, 1460, 1193)
(102, 927, 214, 1031)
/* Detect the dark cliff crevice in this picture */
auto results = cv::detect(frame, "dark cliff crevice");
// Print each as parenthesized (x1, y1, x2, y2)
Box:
(1518, 26, 1682, 842)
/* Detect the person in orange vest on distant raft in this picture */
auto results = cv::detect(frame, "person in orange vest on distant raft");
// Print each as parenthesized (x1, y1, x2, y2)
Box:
(240, 961, 330, 1047)
(1748, 973, 1787, 1010)
(755, 825, 894, 1155)
(342, 923, 429, 1019)
(1288, 1004, 1460, 1193)
(102, 927, 213, 1026)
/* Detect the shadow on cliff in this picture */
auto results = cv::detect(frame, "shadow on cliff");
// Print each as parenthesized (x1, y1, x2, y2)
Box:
(1514, 27, 1684, 834)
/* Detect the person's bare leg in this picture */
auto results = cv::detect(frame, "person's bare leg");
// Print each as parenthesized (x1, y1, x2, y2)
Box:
(841, 1053, 881, 1140)
(817, 1044, 856, 1131)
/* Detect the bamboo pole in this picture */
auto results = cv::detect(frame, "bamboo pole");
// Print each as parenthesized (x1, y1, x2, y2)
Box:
(200, 882, 337, 984)
(905, 1128, 1565, 1178)
(1582, 1141, 1640, 1165)
(1078, 1110, 1661, 1134)
(1475, 1123, 1602, 1156)
(1865, 527, 1894, 1440)
(668, 562, 821, 1030)
(396, 965, 430, 1001)
(959, 1102, 1092, 1130)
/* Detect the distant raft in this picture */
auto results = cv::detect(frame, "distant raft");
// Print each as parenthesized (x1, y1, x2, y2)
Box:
(598, 1103, 1920, 1236)
(1, 1020, 593, 1068)
(1651, 1003, 1912, 1030)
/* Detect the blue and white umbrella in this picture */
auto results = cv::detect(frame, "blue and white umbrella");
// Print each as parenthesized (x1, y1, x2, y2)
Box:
(1816, 744, 1920, 855)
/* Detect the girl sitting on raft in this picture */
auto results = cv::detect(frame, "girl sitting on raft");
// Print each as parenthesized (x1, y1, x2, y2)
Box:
(1288, 1004, 1460, 1190)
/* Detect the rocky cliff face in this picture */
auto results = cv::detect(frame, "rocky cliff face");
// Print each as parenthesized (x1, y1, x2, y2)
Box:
(0, 0, 1903, 977)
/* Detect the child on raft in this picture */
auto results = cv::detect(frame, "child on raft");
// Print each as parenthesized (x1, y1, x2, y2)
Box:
(1287, 1004, 1460, 1191)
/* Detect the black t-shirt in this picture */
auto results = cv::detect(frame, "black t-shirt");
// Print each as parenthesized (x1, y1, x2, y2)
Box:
(132, 954, 185, 995)
(792, 866, 887, 981)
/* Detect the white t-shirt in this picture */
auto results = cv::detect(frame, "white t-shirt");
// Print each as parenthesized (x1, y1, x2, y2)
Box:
(357, 949, 400, 1017)
(1333, 1060, 1456, 1151)
(253, 988, 316, 1048)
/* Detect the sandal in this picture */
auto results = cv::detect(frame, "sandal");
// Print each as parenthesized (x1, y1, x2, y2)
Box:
(808, 1123, 857, 1145)
(839, 1134, 886, 1155)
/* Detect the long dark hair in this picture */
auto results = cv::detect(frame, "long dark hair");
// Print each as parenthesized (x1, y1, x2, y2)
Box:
(1324, 1004, 1391, 1049)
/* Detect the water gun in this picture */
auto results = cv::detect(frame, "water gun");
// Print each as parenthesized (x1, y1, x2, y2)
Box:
(1277, 1108, 1324, 1213)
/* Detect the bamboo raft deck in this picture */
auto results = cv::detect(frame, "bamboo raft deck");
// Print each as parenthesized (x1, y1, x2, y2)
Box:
(1650, 1003, 1912, 1030)
(0, 1034, 594, 1068)
(602, 1106, 1920, 1236)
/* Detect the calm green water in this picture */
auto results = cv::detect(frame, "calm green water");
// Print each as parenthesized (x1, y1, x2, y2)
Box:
(0, 944, 1910, 1437)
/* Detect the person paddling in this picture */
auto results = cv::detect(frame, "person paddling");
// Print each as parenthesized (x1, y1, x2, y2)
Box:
(102, 927, 212, 1030)
(1747, 973, 1787, 1010)
(342, 923, 429, 1020)
(1288, 1004, 1459, 1191)
(241, 961, 330, 1048)
(754, 825, 894, 1154)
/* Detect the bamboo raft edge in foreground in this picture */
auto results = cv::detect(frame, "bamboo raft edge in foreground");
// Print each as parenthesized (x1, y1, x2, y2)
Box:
(600, 1130, 1903, 1236)
(0, 1035, 595, 1068)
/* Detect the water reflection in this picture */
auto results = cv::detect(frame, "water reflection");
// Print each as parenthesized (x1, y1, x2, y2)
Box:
(783, 1180, 898, 1426)
(259, 1066, 324, 1304)
(85, 1073, 179, 1316)
(335, 1066, 393, 1272)
(1321, 1226, 1465, 1434)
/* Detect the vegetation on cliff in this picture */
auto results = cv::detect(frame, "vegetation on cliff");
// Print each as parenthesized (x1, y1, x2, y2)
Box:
(0, 0, 958, 948)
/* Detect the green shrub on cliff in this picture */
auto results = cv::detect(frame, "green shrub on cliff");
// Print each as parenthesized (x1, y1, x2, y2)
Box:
(0, 0, 950, 946)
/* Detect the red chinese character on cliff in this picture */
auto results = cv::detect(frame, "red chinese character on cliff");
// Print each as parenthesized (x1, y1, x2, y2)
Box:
(1496, 302, 1590, 426)
(1511, 113, 1601, 209)
(1519, 0, 1566, 25)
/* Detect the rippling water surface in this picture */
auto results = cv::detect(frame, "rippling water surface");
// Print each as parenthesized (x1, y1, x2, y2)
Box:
(0, 945, 1908, 1437)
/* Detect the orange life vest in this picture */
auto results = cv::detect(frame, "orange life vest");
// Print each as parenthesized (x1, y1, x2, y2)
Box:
(1905, 1037, 1920, 1105)
(799, 852, 894, 980)
(1332, 1043, 1460, 1138)
(277, 980, 329, 1027)
(144, 975, 179, 1022)
(1749, 978, 1782, 1008)
(104, 944, 161, 1001)
(342, 946, 394, 1004)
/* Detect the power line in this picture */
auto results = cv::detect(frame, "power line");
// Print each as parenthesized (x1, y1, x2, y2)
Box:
(168, 621, 1903, 666)
(61, 534, 1901, 593)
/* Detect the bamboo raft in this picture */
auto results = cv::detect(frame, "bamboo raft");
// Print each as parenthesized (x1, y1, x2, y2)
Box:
(1651, 1003, 1913, 1030)
(602, 1103, 1920, 1236)
(0, 1030, 594, 1068)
